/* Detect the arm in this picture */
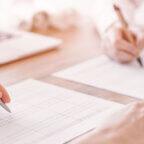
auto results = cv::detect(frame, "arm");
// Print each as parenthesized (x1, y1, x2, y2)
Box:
(95, 0, 144, 63)
(71, 102, 144, 144)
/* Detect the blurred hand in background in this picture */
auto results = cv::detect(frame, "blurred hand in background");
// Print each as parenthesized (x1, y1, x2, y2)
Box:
(103, 24, 144, 63)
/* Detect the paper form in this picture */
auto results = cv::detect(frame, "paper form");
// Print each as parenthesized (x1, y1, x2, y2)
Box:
(0, 79, 123, 144)
(54, 55, 144, 99)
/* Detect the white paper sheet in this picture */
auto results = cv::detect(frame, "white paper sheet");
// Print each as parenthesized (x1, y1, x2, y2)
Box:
(0, 79, 123, 144)
(54, 55, 144, 99)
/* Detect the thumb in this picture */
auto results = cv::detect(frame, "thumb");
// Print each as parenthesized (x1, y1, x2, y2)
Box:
(119, 28, 137, 44)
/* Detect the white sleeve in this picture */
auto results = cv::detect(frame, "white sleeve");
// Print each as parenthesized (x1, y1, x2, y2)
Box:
(134, 2, 144, 28)
(92, 0, 136, 36)
(92, 0, 117, 35)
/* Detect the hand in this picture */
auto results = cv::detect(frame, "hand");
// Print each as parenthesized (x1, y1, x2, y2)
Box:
(71, 101, 144, 144)
(0, 84, 10, 103)
(103, 24, 144, 63)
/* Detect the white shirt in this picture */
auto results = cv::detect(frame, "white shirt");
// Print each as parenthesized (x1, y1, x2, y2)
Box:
(92, 0, 144, 36)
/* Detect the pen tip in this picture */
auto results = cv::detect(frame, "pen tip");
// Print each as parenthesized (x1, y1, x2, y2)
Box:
(6, 107, 11, 113)
(8, 109, 11, 113)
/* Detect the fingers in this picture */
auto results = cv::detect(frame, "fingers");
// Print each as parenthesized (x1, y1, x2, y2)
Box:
(104, 25, 143, 63)
(0, 85, 10, 103)
(131, 101, 144, 110)
(104, 38, 137, 63)
(115, 39, 139, 56)
(115, 50, 135, 63)
(118, 28, 137, 43)
(137, 34, 144, 50)
(126, 101, 144, 119)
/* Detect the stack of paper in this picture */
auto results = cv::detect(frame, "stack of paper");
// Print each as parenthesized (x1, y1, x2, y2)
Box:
(0, 79, 123, 144)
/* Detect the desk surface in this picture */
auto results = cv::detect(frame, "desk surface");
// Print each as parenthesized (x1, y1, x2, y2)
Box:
(0, 17, 139, 144)
(0, 19, 138, 105)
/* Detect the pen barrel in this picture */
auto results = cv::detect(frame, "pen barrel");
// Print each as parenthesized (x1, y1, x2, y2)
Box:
(123, 28, 136, 46)
(114, 4, 143, 66)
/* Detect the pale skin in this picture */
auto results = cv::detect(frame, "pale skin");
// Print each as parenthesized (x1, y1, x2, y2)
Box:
(104, 24, 144, 63)
(0, 84, 10, 103)
(71, 101, 144, 144)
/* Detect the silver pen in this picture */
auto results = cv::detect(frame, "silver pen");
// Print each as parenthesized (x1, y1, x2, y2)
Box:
(0, 99, 11, 113)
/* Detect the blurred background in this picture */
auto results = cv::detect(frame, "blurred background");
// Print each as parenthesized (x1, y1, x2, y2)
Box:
(0, 0, 99, 30)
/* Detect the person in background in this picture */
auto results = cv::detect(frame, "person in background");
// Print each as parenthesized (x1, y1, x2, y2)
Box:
(70, 1, 144, 143)
(93, 0, 144, 63)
